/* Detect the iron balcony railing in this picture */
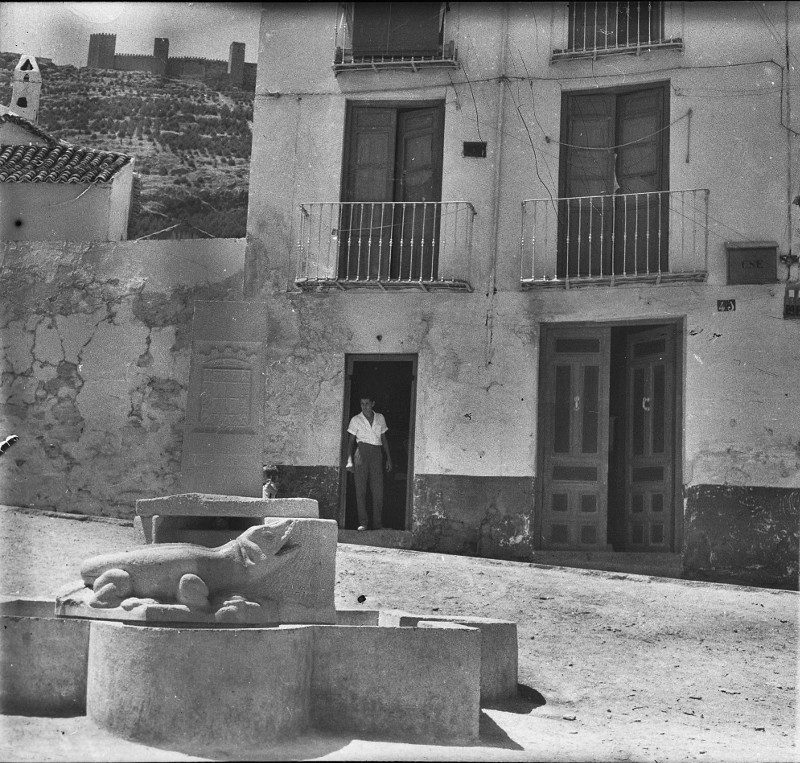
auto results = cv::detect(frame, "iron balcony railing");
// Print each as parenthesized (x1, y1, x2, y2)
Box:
(333, 3, 458, 73)
(551, 1, 684, 62)
(521, 189, 709, 288)
(296, 201, 475, 291)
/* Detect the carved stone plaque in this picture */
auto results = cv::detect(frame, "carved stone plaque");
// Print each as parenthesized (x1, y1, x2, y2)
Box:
(180, 302, 269, 497)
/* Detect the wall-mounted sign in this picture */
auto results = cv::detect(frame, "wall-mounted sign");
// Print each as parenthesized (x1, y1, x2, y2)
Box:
(717, 299, 736, 312)
(725, 241, 778, 285)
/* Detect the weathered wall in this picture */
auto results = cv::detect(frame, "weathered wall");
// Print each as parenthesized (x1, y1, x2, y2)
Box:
(107, 164, 134, 242)
(248, 2, 799, 585)
(0, 238, 245, 516)
(0, 182, 122, 242)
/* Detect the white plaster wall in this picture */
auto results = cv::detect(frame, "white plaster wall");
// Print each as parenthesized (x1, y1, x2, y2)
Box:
(249, 2, 799, 487)
(107, 163, 134, 241)
(0, 183, 113, 241)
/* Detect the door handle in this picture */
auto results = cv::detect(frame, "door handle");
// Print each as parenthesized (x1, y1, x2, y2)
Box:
(642, 396, 651, 412)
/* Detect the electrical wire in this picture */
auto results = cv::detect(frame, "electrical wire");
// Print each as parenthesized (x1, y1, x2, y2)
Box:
(549, 111, 689, 151)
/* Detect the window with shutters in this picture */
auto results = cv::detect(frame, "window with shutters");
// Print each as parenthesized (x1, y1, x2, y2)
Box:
(294, 101, 476, 291)
(552, 2, 683, 62)
(556, 83, 670, 278)
(334, 3, 458, 73)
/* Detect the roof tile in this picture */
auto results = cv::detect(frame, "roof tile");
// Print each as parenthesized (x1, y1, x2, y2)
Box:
(0, 112, 132, 184)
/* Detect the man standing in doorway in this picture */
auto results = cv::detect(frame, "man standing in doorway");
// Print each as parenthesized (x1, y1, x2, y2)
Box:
(347, 394, 392, 531)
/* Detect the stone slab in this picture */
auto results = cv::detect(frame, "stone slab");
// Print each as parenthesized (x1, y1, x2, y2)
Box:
(311, 621, 481, 741)
(136, 493, 319, 518)
(180, 300, 270, 497)
(389, 612, 519, 703)
(0, 598, 90, 716)
(135, 493, 319, 545)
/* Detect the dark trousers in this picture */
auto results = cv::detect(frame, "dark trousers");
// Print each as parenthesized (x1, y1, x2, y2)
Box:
(354, 443, 383, 528)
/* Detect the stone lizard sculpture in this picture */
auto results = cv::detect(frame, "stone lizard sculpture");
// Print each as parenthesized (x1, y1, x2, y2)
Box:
(80, 519, 299, 612)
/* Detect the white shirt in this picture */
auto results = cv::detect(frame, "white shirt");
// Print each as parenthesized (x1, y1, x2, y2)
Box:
(347, 412, 388, 446)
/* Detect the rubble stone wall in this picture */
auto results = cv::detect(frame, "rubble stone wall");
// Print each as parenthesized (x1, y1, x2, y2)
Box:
(0, 239, 245, 517)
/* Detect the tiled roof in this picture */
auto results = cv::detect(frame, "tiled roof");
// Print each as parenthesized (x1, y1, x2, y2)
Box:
(0, 112, 132, 184)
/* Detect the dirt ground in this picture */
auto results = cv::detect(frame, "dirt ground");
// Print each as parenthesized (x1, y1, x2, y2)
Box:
(0, 506, 797, 762)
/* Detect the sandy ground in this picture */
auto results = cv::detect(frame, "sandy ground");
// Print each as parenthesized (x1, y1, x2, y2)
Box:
(0, 506, 797, 762)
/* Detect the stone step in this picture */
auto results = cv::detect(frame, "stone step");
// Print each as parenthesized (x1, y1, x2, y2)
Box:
(338, 528, 414, 549)
(531, 551, 683, 578)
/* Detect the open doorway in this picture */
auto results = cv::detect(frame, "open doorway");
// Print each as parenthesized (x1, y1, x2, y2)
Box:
(340, 355, 417, 530)
(537, 320, 683, 552)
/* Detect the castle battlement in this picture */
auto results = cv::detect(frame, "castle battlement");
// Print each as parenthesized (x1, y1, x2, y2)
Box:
(86, 34, 252, 89)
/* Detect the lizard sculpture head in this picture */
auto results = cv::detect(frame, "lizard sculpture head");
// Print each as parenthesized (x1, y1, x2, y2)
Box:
(232, 520, 299, 569)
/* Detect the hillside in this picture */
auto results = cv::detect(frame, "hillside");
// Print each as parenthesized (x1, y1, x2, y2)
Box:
(0, 53, 252, 239)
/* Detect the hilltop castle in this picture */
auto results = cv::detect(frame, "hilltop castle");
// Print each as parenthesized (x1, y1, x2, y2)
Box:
(86, 34, 255, 91)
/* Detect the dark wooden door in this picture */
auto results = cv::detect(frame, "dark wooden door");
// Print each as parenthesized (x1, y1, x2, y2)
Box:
(340, 107, 397, 280)
(612, 88, 668, 275)
(623, 326, 674, 549)
(540, 328, 610, 549)
(391, 107, 443, 280)
(341, 104, 443, 282)
(560, 93, 615, 278)
(560, 85, 668, 278)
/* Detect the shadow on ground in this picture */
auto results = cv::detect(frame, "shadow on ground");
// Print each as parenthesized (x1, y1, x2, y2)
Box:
(484, 683, 547, 714)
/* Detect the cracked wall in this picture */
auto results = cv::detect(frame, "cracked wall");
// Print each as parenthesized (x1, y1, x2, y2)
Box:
(0, 239, 244, 517)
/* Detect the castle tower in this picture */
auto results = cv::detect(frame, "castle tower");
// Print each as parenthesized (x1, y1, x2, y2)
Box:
(10, 56, 42, 123)
(87, 33, 116, 68)
(228, 42, 245, 87)
(153, 38, 169, 76)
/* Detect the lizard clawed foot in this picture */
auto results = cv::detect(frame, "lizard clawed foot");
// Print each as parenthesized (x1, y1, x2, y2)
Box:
(90, 568, 133, 608)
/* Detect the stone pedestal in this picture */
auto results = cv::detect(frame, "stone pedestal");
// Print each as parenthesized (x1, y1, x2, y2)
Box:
(135, 492, 318, 545)
(180, 301, 269, 498)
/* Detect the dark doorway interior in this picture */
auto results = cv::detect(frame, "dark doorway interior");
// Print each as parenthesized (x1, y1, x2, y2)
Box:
(341, 356, 416, 530)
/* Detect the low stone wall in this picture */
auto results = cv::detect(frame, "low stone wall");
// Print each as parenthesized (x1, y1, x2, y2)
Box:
(683, 485, 800, 589)
(412, 474, 536, 560)
(0, 239, 245, 517)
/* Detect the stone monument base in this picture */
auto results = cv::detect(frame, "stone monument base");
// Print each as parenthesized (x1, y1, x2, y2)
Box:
(58, 517, 338, 625)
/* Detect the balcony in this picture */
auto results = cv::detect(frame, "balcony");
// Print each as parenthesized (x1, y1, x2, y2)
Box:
(296, 201, 475, 292)
(551, 1, 683, 62)
(333, 3, 459, 74)
(520, 189, 709, 288)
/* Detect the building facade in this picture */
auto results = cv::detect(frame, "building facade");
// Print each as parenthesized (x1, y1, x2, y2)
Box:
(245, 2, 799, 586)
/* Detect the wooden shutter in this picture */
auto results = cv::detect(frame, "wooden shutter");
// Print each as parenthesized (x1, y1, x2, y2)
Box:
(340, 107, 396, 279)
(343, 107, 396, 203)
(352, 3, 441, 57)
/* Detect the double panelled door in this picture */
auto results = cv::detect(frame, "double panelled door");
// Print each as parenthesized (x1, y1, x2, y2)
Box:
(539, 323, 677, 551)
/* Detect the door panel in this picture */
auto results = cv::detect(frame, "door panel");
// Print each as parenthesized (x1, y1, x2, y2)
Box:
(340, 104, 443, 281)
(560, 93, 614, 278)
(340, 107, 397, 280)
(613, 88, 668, 274)
(541, 328, 610, 550)
(560, 85, 668, 278)
(392, 107, 443, 280)
(624, 327, 674, 550)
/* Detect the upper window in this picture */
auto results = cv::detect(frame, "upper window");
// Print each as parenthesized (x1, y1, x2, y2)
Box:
(334, 3, 458, 73)
(552, 2, 683, 62)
